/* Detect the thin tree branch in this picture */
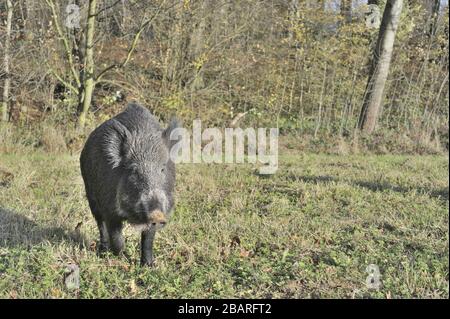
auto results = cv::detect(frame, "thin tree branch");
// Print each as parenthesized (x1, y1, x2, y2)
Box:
(45, 0, 81, 87)
(47, 64, 79, 94)
(95, 1, 167, 82)
(93, 0, 122, 17)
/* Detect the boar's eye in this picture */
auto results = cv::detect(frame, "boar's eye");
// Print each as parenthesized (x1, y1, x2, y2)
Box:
(128, 174, 137, 183)
(127, 164, 138, 172)
(161, 167, 165, 173)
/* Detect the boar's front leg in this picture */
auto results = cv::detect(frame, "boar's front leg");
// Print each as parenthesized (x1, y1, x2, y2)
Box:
(107, 220, 125, 256)
(97, 221, 109, 253)
(141, 228, 156, 266)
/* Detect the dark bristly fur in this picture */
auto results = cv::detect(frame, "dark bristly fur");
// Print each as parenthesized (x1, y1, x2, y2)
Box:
(80, 103, 179, 266)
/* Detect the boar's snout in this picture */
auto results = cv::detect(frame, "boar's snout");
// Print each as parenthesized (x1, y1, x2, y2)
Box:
(147, 210, 167, 229)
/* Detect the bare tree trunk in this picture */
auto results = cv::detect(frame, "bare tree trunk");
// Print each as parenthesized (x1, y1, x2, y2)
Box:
(358, 0, 403, 134)
(77, 0, 97, 128)
(288, 0, 300, 42)
(165, 3, 191, 88)
(341, 0, 352, 23)
(314, 64, 327, 138)
(189, 0, 210, 90)
(427, 0, 440, 36)
(2, 0, 13, 122)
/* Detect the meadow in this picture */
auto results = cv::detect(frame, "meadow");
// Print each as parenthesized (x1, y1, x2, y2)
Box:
(0, 148, 448, 298)
(0, 0, 448, 300)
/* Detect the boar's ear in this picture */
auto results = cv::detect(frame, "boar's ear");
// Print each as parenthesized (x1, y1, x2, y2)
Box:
(104, 119, 132, 169)
(162, 117, 181, 149)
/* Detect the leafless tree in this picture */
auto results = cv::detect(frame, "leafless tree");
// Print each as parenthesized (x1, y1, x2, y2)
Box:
(1, 0, 13, 122)
(358, 0, 404, 133)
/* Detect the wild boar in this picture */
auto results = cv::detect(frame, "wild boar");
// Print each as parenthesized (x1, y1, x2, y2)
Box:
(80, 103, 179, 266)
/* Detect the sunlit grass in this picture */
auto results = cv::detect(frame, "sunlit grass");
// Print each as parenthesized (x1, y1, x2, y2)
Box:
(0, 151, 448, 298)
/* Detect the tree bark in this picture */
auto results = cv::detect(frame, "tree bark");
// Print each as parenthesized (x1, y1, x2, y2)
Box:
(358, 0, 403, 134)
(288, 0, 300, 42)
(2, 0, 13, 122)
(427, 0, 440, 36)
(77, 0, 97, 128)
(190, 0, 211, 90)
(341, 0, 352, 23)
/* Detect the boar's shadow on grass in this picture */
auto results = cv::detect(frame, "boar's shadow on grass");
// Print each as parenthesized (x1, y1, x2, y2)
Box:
(0, 207, 88, 249)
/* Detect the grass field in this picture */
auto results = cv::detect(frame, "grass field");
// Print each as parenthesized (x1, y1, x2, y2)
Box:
(0, 151, 448, 298)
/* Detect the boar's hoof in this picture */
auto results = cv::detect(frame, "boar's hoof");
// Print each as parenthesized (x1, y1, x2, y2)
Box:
(140, 257, 154, 267)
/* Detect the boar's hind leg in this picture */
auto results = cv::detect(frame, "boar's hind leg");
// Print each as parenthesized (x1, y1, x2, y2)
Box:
(107, 220, 125, 256)
(141, 228, 156, 266)
(86, 196, 109, 253)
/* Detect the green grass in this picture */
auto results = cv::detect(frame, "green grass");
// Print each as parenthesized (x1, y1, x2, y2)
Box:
(0, 150, 448, 298)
